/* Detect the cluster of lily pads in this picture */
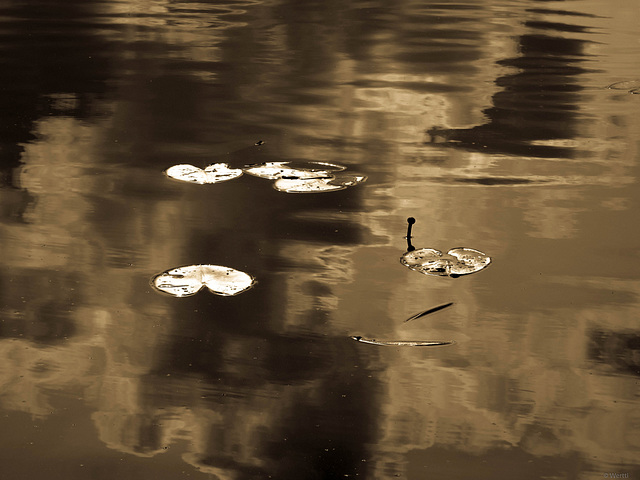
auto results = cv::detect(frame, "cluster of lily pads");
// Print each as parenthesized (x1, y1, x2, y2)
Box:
(153, 143, 492, 351)
(152, 145, 368, 298)
(165, 159, 367, 194)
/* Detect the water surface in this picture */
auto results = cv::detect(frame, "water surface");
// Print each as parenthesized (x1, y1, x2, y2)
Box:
(1, 0, 639, 479)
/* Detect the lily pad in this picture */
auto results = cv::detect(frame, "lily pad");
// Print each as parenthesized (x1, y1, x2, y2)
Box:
(351, 336, 454, 347)
(242, 161, 346, 180)
(165, 163, 243, 185)
(151, 265, 256, 297)
(401, 247, 491, 277)
(273, 173, 368, 193)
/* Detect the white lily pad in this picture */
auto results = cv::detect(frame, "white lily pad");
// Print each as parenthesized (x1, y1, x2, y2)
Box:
(165, 163, 243, 185)
(242, 161, 346, 180)
(151, 265, 256, 297)
(273, 173, 368, 193)
(400, 247, 491, 277)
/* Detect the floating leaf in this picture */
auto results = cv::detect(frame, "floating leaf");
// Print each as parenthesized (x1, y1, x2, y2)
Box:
(165, 163, 243, 185)
(242, 161, 346, 180)
(404, 302, 454, 322)
(351, 336, 454, 347)
(401, 247, 491, 277)
(401, 218, 491, 277)
(273, 173, 367, 193)
(151, 265, 256, 297)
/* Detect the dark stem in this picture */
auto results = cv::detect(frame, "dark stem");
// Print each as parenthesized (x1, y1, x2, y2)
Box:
(406, 217, 416, 252)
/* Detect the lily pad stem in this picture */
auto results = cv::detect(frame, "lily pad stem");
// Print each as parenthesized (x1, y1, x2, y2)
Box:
(406, 217, 416, 252)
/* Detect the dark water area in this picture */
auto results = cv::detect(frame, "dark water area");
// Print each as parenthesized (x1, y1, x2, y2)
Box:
(1, 1, 639, 479)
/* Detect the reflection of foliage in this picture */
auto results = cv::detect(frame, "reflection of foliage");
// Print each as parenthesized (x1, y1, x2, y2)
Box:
(124, 332, 379, 478)
(0, 2, 112, 182)
(588, 329, 640, 376)
(426, 32, 593, 158)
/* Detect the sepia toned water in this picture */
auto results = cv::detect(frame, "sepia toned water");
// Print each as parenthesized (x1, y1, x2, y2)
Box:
(1, 1, 639, 479)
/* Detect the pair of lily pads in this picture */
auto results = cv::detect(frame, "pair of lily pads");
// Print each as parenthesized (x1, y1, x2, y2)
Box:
(165, 159, 367, 194)
(400, 218, 492, 278)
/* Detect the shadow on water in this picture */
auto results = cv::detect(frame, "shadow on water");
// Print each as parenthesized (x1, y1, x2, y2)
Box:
(588, 329, 640, 377)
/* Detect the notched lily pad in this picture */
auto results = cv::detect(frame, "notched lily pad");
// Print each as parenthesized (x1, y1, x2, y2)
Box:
(401, 247, 491, 277)
(242, 161, 346, 180)
(152, 265, 256, 297)
(273, 173, 368, 193)
(351, 336, 455, 347)
(165, 163, 243, 185)
(401, 218, 491, 277)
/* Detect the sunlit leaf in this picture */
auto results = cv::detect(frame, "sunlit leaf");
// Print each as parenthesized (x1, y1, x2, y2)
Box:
(242, 161, 346, 180)
(400, 247, 491, 277)
(165, 163, 243, 185)
(447, 247, 492, 275)
(350, 336, 454, 347)
(199, 265, 256, 296)
(152, 265, 203, 297)
(152, 265, 256, 297)
(273, 173, 367, 193)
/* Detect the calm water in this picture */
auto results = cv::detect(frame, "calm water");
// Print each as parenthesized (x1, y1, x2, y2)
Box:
(1, 0, 639, 479)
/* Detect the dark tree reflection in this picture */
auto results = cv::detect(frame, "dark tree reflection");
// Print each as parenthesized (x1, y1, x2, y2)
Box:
(428, 19, 595, 158)
(0, 1, 111, 184)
